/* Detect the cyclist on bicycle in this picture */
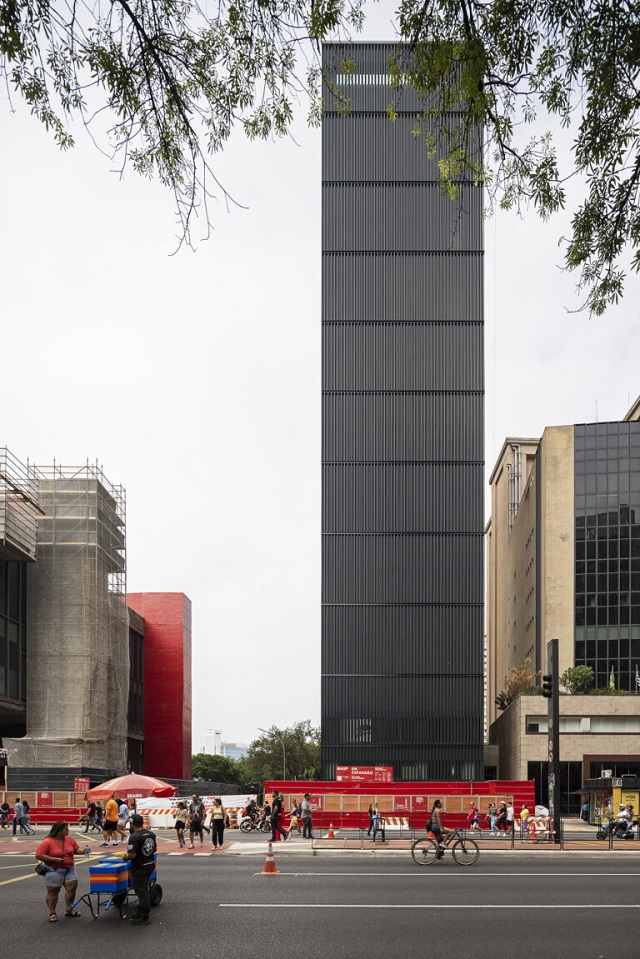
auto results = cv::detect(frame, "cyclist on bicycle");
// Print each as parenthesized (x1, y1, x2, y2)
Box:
(428, 800, 452, 855)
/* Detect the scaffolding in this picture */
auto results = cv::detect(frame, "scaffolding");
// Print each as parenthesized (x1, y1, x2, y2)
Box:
(4, 461, 129, 776)
(0, 447, 41, 562)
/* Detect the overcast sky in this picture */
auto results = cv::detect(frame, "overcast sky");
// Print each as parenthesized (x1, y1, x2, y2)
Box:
(2, 6, 639, 752)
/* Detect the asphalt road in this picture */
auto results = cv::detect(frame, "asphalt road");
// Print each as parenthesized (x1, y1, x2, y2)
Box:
(3, 835, 640, 959)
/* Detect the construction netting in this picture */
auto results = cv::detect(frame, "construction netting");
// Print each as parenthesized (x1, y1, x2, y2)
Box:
(4, 463, 129, 773)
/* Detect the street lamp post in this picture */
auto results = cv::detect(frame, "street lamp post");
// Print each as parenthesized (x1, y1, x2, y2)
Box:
(258, 727, 286, 780)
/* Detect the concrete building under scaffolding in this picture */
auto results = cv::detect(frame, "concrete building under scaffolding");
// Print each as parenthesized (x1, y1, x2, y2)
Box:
(0, 448, 192, 789)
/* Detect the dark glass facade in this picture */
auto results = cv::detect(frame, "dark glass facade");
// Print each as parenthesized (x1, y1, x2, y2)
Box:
(0, 559, 27, 704)
(574, 422, 640, 688)
(321, 43, 484, 780)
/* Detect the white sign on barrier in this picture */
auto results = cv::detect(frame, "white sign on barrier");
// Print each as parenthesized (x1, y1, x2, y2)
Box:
(137, 794, 256, 828)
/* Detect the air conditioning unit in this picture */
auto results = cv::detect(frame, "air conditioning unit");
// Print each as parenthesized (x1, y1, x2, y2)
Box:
(601, 769, 613, 778)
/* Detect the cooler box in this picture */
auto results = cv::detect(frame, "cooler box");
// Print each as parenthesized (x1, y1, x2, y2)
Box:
(89, 859, 131, 893)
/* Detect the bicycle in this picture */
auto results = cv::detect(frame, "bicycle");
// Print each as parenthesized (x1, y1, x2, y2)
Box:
(411, 828, 480, 866)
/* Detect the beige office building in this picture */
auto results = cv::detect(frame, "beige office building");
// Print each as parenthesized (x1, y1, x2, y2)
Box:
(486, 397, 640, 810)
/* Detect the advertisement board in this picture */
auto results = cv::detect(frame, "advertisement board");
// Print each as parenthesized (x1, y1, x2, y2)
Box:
(74, 777, 90, 793)
(335, 766, 394, 783)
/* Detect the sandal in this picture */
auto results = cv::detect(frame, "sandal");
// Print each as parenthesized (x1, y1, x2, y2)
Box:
(49, 914, 58, 922)
(64, 910, 81, 918)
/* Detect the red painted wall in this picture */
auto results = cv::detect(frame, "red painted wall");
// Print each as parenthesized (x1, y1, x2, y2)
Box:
(127, 592, 192, 780)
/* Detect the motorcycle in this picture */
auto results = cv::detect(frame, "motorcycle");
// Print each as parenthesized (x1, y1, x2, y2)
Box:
(596, 818, 637, 840)
(239, 813, 271, 834)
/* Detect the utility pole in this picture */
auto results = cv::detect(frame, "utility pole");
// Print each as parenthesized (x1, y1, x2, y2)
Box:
(542, 639, 560, 842)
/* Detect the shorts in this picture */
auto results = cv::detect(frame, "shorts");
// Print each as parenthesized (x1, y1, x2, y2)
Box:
(174, 821, 187, 830)
(190, 821, 203, 834)
(430, 823, 442, 839)
(43, 865, 78, 888)
(104, 820, 118, 832)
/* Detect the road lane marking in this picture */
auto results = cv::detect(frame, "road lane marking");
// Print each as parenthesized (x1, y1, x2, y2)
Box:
(253, 871, 640, 878)
(0, 873, 39, 886)
(220, 903, 640, 909)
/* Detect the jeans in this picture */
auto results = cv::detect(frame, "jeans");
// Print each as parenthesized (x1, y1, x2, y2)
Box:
(302, 816, 313, 838)
(13, 816, 27, 836)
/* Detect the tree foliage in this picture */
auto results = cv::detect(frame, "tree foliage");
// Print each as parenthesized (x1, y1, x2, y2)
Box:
(191, 753, 240, 785)
(3, 0, 640, 311)
(191, 720, 321, 795)
(559, 665, 595, 695)
(245, 720, 321, 783)
(495, 657, 541, 711)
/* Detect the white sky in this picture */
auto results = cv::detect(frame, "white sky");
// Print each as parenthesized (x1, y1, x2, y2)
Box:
(2, 6, 639, 752)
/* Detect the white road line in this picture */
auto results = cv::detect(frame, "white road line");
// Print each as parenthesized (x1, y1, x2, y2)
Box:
(252, 871, 640, 878)
(220, 903, 640, 909)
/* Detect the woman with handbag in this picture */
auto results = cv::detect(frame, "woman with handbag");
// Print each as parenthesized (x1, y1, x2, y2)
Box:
(35, 821, 89, 922)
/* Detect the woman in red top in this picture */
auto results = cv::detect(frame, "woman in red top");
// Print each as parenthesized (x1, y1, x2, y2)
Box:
(35, 821, 89, 921)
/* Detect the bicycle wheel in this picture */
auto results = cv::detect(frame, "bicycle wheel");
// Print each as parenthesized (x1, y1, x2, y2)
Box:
(411, 837, 439, 865)
(451, 837, 480, 865)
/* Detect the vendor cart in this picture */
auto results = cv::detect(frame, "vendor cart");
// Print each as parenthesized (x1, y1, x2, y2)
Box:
(72, 855, 163, 920)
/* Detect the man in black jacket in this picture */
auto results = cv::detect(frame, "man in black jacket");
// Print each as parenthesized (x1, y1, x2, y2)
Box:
(125, 814, 157, 925)
(270, 790, 288, 843)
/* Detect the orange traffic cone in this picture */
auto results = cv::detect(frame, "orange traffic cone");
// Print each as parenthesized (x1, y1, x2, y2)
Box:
(327, 823, 335, 839)
(262, 842, 279, 875)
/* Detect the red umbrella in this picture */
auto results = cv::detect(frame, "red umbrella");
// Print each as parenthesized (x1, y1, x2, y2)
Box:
(86, 773, 176, 802)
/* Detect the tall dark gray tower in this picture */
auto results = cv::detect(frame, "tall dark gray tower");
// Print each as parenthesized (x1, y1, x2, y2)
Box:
(321, 43, 484, 781)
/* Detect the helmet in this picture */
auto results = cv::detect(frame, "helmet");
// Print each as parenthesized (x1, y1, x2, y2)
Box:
(620, 804, 626, 809)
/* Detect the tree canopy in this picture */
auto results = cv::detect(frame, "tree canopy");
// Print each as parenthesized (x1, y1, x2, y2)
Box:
(3, 0, 640, 311)
(559, 665, 595, 695)
(191, 720, 321, 794)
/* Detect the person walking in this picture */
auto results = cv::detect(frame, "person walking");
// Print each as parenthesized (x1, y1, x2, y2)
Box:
(22, 799, 36, 835)
(497, 801, 508, 832)
(487, 802, 498, 835)
(188, 794, 206, 848)
(367, 802, 375, 837)
(301, 793, 314, 839)
(35, 821, 89, 922)
(520, 803, 530, 841)
(467, 802, 480, 833)
(172, 801, 188, 847)
(289, 799, 302, 836)
(371, 804, 386, 842)
(270, 790, 288, 842)
(101, 791, 120, 846)
(84, 801, 97, 834)
(0, 801, 11, 829)
(124, 813, 157, 925)
(12, 797, 27, 836)
(209, 797, 227, 849)
(506, 801, 515, 834)
(117, 798, 131, 842)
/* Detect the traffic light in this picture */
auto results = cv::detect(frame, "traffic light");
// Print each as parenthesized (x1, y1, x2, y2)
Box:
(542, 674, 553, 698)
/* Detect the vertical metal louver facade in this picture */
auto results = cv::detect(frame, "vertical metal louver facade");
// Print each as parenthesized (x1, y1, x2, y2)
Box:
(321, 43, 484, 781)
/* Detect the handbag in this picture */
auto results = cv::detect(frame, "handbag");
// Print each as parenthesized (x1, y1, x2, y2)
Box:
(35, 862, 47, 876)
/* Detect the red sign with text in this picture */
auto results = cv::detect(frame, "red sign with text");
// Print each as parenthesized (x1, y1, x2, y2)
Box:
(74, 777, 90, 793)
(335, 766, 394, 783)
(38, 792, 53, 807)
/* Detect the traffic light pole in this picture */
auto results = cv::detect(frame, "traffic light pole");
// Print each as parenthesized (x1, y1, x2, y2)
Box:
(545, 639, 561, 842)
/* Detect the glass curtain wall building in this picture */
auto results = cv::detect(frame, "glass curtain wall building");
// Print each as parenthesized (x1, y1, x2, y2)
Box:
(321, 43, 485, 780)
(574, 421, 640, 686)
